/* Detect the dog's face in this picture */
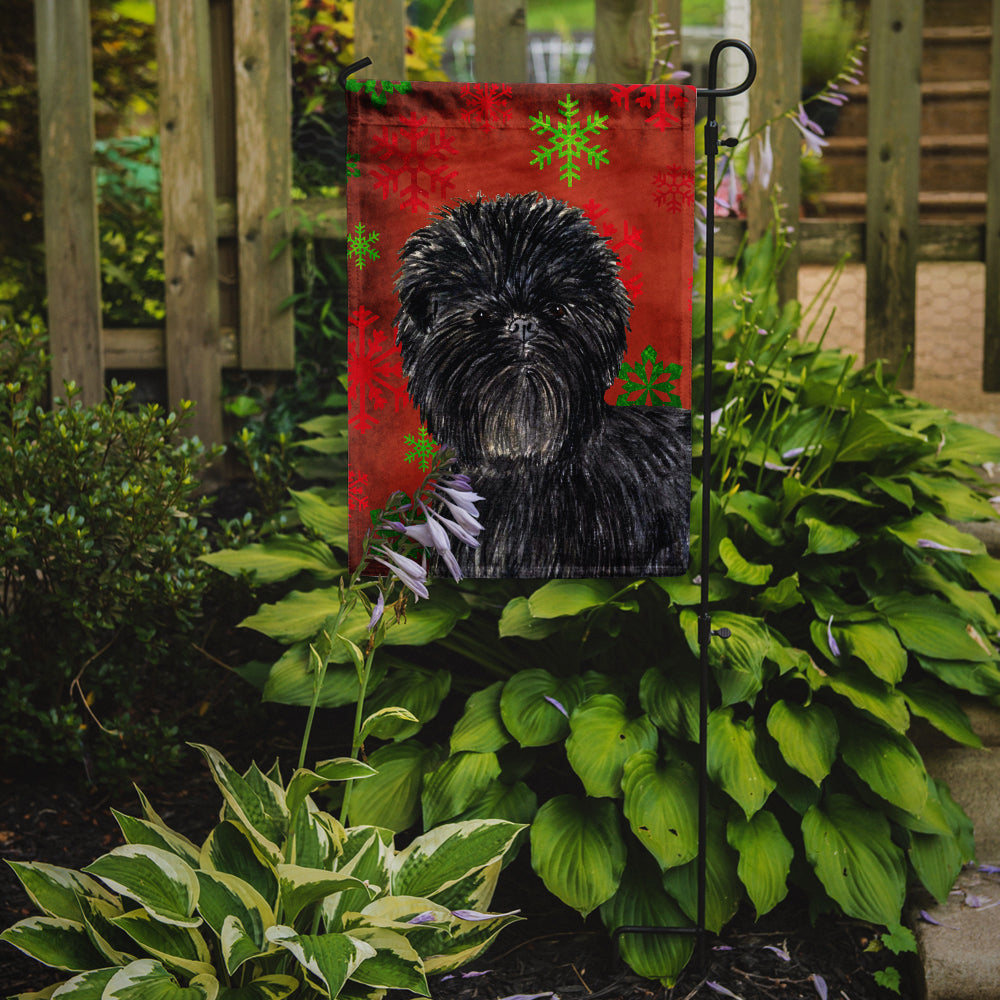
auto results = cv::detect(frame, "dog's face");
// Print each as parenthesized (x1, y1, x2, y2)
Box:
(395, 194, 632, 462)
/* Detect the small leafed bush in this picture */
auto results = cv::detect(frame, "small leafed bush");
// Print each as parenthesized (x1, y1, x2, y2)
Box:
(0, 317, 218, 782)
(1, 743, 524, 998)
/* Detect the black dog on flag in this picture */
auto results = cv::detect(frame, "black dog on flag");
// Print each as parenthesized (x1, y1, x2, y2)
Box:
(395, 192, 690, 577)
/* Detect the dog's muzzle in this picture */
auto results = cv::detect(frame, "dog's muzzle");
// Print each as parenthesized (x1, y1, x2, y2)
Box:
(507, 315, 537, 344)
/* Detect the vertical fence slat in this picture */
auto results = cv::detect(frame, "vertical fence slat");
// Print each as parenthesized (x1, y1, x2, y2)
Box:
(157, 0, 222, 445)
(34, 0, 103, 405)
(594, 0, 650, 83)
(746, 0, 801, 304)
(864, 0, 923, 390)
(983, 0, 1000, 390)
(233, 0, 293, 370)
(658, 0, 682, 76)
(355, 0, 406, 80)
(474, 0, 527, 82)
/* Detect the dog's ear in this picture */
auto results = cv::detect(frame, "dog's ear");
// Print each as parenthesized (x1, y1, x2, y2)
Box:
(399, 287, 439, 333)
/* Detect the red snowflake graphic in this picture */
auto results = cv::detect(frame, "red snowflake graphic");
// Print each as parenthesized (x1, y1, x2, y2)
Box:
(370, 112, 459, 213)
(611, 84, 689, 130)
(583, 199, 644, 299)
(460, 83, 512, 129)
(347, 306, 409, 432)
(652, 166, 695, 212)
(348, 469, 370, 513)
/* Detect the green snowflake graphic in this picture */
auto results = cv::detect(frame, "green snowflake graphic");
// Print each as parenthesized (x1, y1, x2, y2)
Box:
(347, 222, 380, 269)
(616, 345, 683, 407)
(529, 93, 610, 188)
(346, 152, 360, 178)
(345, 78, 413, 108)
(404, 426, 439, 470)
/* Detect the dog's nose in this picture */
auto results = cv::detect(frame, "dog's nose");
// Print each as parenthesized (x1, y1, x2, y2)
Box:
(507, 316, 537, 342)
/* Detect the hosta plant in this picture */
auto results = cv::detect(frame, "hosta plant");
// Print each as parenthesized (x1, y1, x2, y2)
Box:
(1, 744, 523, 999)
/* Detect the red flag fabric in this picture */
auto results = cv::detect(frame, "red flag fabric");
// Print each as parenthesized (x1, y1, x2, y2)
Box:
(346, 80, 695, 578)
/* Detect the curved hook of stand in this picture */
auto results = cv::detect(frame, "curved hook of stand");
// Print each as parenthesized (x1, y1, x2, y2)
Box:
(701, 38, 757, 99)
(337, 57, 373, 92)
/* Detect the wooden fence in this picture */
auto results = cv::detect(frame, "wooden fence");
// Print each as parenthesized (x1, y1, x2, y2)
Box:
(33, 0, 1000, 445)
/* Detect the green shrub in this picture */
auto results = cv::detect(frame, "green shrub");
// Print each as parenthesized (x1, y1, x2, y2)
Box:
(0, 317, 221, 783)
(1, 743, 524, 998)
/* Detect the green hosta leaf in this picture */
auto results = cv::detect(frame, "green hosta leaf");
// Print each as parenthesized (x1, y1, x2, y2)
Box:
(362, 667, 451, 740)
(765, 701, 838, 786)
(885, 512, 985, 556)
(260, 643, 388, 709)
(285, 759, 375, 823)
(866, 474, 914, 509)
(112, 812, 201, 868)
(621, 751, 698, 871)
(639, 663, 699, 742)
(809, 661, 910, 732)
(346, 926, 428, 994)
(288, 488, 349, 544)
(727, 811, 793, 918)
(450, 682, 511, 754)
(421, 751, 502, 828)
(909, 827, 965, 905)
(359, 706, 421, 742)
(497, 596, 564, 639)
(901, 680, 982, 748)
(802, 793, 906, 926)
(111, 908, 214, 978)
(802, 517, 859, 556)
(200, 535, 341, 584)
(103, 959, 218, 1000)
(200, 822, 278, 910)
(453, 779, 538, 827)
(347, 740, 442, 832)
(566, 695, 658, 798)
(216, 976, 299, 1000)
(906, 472, 998, 521)
(499, 670, 584, 747)
(527, 579, 618, 617)
(755, 573, 804, 614)
(0, 916, 107, 971)
(277, 865, 374, 925)
(653, 572, 737, 606)
(680, 610, 770, 706)
(530, 795, 626, 917)
(967, 553, 1000, 597)
(83, 846, 200, 928)
(910, 562, 1000, 632)
(265, 926, 375, 997)
(835, 410, 927, 463)
(839, 718, 928, 816)
(834, 621, 907, 684)
(916, 655, 1000, 697)
(599, 853, 694, 987)
(707, 708, 776, 818)
(718, 537, 772, 586)
(724, 490, 784, 545)
(190, 746, 287, 862)
(661, 810, 741, 933)
(195, 871, 273, 974)
(874, 594, 995, 662)
(4, 862, 118, 922)
(935, 421, 1000, 464)
(393, 819, 524, 900)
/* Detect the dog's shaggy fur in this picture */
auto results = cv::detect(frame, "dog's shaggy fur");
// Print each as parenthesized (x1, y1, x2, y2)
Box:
(395, 192, 690, 577)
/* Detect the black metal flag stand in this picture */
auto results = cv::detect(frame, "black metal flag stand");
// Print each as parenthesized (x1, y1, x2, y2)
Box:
(340, 39, 758, 974)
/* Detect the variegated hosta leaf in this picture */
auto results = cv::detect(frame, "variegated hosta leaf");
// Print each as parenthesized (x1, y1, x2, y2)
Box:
(190, 745, 288, 863)
(421, 751, 501, 829)
(112, 810, 202, 868)
(420, 860, 501, 917)
(0, 916, 107, 971)
(195, 871, 274, 974)
(727, 810, 793, 917)
(565, 695, 658, 799)
(765, 700, 838, 786)
(450, 681, 511, 754)
(200, 822, 278, 910)
(600, 854, 694, 987)
(420, 906, 523, 975)
(83, 845, 200, 928)
(706, 707, 776, 818)
(344, 926, 429, 995)
(214, 974, 300, 999)
(285, 760, 375, 824)
(276, 864, 376, 925)
(529, 795, 626, 917)
(621, 751, 699, 871)
(802, 793, 906, 926)
(110, 908, 214, 979)
(323, 829, 393, 931)
(288, 801, 343, 870)
(44, 966, 118, 997)
(265, 925, 375, 998)
(391, 820, 524, 901)
(77, 894, 135, 966)
(4, 861, 117, 922)
(102, 958, 218, 999)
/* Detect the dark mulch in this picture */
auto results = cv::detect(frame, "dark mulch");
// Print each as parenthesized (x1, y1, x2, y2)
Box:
(1, 751, 915, 1000)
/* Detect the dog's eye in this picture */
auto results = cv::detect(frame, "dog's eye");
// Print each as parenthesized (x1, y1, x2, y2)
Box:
(549, 303, 568, 319)
(472, 309, 491, 326)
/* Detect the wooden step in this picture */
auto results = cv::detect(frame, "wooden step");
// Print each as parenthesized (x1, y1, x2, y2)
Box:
(922, 25, 993, 83)
(813, 190, 987, 222)
(822, 134, 989, 193)
(832, 80, 991, 137)
(921, 0, 992, 28)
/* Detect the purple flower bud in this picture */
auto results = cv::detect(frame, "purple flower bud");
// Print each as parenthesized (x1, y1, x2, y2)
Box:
(812, 974, 828, 1000)
(827, 615, 841, 658)
(407, 911, 437, 924)
(367, 590, 385, 631)
(544, 695, 569, 718)
(372, 545, 429, 600)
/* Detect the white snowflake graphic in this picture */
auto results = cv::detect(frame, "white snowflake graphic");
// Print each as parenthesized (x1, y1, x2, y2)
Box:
(370, 112, 459, 213)
(529, 93, 609, 188)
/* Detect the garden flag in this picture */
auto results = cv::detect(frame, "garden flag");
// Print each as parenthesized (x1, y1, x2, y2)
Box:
(346, 80, 695, 578)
